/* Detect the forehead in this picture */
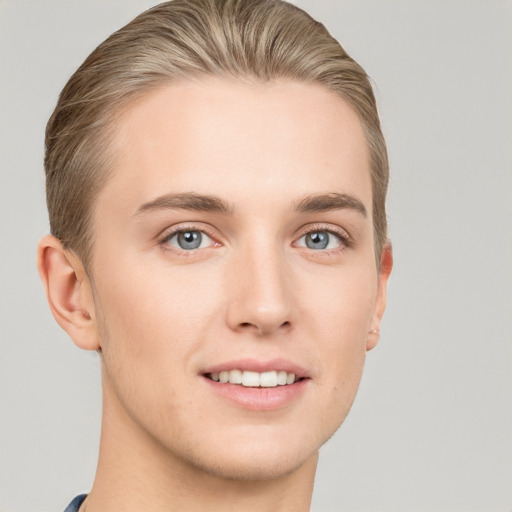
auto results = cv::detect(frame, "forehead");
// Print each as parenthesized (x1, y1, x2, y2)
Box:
(98, 78, 371, 219)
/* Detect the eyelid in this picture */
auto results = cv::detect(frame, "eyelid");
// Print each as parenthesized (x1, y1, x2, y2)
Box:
(158, 223, 221, 252)
(294, 223, 353, 250)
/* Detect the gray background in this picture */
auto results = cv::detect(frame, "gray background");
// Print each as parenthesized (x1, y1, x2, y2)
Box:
(1, 1, 511, 511)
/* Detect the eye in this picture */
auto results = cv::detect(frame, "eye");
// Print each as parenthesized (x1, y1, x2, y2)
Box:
(164, 229, 214, 251)
(296, 230, 343, 251)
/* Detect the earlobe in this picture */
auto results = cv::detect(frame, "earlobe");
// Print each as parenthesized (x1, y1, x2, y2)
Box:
(366, 241, 393, 351)
(37, 234, 100, 350)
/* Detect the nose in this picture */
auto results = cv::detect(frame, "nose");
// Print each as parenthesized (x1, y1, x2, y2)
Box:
(225, 243, 294, 337)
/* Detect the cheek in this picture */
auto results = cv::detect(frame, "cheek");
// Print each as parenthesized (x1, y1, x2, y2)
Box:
(302, 265, 377, 406)
(91, 260, 222, 430)
(303, 263, 377, 340)
(92, 257, 222, 366)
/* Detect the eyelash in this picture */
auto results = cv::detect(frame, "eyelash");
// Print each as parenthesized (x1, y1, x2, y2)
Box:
(158, 223, 219, 255)
(157, 223, 352, 255)
(294, 224, 352, 252)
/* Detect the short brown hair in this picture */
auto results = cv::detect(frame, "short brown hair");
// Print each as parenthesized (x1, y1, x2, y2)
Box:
(45, 0, 389, 267)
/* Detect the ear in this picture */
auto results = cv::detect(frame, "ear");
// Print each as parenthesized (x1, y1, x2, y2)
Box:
(367, 241, 393, 351)
(37, 234, 100, 350)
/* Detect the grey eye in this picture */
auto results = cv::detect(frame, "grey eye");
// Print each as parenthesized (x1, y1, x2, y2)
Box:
(297, 231, 342, 250)
(306, 231, 329, 250)
(167, 230, 212, 250)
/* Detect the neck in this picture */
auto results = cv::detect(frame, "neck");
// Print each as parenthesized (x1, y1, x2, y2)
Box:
(84, 375, 318, 512)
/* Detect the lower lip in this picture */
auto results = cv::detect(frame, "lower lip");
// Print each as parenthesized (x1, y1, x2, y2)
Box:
(202, 377, 310, 411)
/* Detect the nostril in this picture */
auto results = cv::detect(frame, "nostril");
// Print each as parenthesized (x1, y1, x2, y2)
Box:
(239, 320, 290, 331)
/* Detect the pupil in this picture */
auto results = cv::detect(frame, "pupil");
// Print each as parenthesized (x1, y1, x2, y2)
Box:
(178, 231, 201, 249)
(306, 231, 328, 250)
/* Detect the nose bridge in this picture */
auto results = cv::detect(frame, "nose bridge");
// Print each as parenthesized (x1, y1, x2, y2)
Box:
(225, 232, 293, 336)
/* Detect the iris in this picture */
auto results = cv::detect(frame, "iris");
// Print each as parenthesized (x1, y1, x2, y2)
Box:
(177, 230, 203, 250)
(305, 231, 330, 250)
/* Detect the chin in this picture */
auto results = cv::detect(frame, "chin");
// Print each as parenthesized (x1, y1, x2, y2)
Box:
(188, 445, 316, 482)
(168, 422, 336, 482)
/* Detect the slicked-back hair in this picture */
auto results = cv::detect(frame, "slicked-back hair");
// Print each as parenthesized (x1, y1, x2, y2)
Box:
(45, 0, 389, 268)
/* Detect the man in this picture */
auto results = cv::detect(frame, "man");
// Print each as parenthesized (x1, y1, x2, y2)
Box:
(38, 0, 392, 510)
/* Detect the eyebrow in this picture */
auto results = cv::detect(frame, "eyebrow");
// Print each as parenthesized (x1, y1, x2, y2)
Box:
(134, 191, 366, 217)
(293, 192, 367, 217)
(134, 192, 234, 216)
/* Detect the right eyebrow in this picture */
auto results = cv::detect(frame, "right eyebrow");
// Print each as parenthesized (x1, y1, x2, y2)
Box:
(133, 192, 234, 216)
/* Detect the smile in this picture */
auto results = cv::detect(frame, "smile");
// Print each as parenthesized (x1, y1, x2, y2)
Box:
(202, 360, 310, 411)
(207, 370, 298, 387)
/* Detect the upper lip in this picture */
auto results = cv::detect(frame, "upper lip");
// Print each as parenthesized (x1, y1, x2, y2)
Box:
(201, 358, 310, 379)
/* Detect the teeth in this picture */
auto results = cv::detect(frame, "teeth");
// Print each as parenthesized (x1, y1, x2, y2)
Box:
(276, 370, 287, 385)
(260, 371, 277, 387)
(242, 371, 260, 387)
(229, 369, 243, 384)
(208, 369, 299, 387)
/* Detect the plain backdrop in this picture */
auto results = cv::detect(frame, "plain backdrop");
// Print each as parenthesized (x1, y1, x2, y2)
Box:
(1, 1, 511, 511)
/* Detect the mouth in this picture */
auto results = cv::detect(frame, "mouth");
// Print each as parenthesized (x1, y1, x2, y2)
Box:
(200, 359, 310, 410)
(205, 369, 304, 387)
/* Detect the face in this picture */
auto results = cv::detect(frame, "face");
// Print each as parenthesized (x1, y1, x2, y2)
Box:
(87, 78, 388, 479)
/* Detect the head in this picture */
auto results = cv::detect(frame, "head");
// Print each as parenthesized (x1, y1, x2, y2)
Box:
(39, 0, 392, 483)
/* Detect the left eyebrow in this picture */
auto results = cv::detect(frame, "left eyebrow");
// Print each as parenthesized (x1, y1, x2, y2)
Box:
(293, 192, 367, 217)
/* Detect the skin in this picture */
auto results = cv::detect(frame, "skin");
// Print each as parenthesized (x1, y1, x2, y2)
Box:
(38, 78, 392, 511)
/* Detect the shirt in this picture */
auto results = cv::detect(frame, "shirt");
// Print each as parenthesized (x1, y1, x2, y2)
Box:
(63, 494, 87, 512)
